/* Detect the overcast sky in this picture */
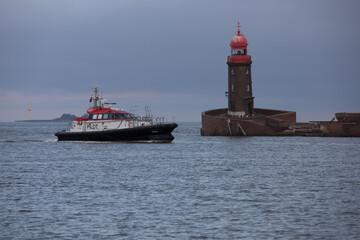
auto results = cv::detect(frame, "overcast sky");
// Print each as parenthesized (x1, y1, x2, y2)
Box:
(1, 0, 359, 122)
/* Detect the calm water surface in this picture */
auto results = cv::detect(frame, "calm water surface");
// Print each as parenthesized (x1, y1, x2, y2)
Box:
(1, 122, 360, 239)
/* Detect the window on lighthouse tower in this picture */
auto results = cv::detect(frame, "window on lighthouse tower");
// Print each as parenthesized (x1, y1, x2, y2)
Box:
(231, 49, 246, 55)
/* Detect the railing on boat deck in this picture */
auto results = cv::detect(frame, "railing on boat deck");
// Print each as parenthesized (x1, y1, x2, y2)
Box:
(129, 116, 167, 128)
(155, 117, 166, 124)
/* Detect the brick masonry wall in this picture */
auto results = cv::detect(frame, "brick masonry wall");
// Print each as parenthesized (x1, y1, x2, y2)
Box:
(255, 108, 296, 122)
(227, 62, 253, 115)
(201, 111, 266, 136)
(201, 108, 360, 137)
(320, 122, 360, 137)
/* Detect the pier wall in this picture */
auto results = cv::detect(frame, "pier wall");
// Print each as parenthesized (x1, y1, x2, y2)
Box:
(320, 122, 360, 137)
(201, 108, 295, 136)
(201, 108, 360, 137)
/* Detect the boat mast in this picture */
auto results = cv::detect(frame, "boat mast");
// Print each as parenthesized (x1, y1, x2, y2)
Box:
(91, 86, 105, 108)
(92, 87, 99, 108)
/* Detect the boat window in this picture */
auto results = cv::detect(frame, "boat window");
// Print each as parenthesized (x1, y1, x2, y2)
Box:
(88, 114, 93, 120)
(117, 114, 126, 119)
(103, 114, 108, 119)
(92, 114, 97, 120)
(123, 114, 133, 119)
(107, 113, 131, 119)
(98, 114, 103, 120)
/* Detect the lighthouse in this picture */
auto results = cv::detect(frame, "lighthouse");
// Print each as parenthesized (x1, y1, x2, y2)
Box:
(227, 22, 254, 118)
(201, 24, 358, 137)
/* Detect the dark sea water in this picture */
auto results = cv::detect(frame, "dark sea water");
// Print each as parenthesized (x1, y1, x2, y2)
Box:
(1, 122, 360, 239)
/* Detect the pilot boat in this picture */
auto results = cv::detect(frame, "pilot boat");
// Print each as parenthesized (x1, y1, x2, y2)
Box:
(55, 87, 178, 142)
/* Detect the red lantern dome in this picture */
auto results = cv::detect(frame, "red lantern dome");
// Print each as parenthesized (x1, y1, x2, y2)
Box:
(227, 22, 251, 64)
(230, 31, 248, 48)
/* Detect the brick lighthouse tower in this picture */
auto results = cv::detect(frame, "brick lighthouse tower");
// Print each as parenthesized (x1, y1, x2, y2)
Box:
(227, 22, 254, 118)
(202, 23, 332, 137)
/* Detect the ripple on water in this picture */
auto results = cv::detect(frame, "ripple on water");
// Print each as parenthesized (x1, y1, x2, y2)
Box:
(0, 123, 360, 239)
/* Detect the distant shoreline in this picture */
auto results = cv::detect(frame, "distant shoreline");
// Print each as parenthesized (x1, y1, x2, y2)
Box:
(15, 113, 83, 123)
(14, 120, 72, 122)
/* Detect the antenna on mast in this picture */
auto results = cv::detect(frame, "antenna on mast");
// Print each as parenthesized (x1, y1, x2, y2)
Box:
(236, 21, 241, 34)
